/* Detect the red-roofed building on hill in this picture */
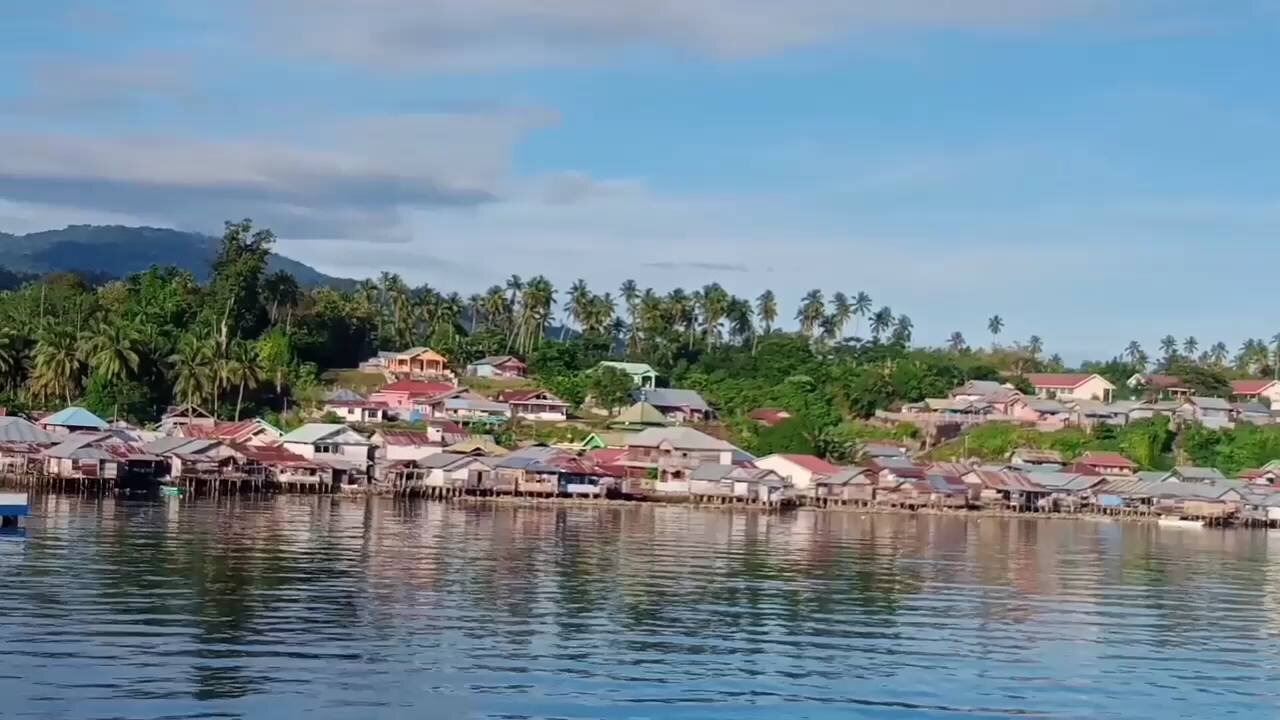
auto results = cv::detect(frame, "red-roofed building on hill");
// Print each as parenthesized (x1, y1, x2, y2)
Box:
(1127, 373, 1192, 400)
(1027, 373, 1115, 402)
(497, 389, 570, 422)
(369, 379, 459, 418)
(747, 408, 793, 427)
(1076, 451, 1136, 476)
(1231, 379, 1280, 406)
(753, 453, 841, 492)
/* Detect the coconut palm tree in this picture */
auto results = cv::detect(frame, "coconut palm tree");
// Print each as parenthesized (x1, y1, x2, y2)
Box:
(1124, 340, 1145, 366)
(30, 324, 83, 405)
(169, 333, 215, 410)
(1159, 335, 1178, 360)
(870, 306, 894, 340)
(755, 290, 777, 335)
(81, 320, 142, 384)
(566, 279, 591, 338)
(947, 331, 967, 353)
(829, 292, 852, 338)
(262, 270, 300, 325)
(482, 285, 508, 330)
(726, 296, 754, 347)
(851, 291, 873, 337)
(987, 315, 1004, 348)
(891, 314, 913, 344)
(1027, 335, 1043, 358)
(1182, 336, 1199, 358)
(0, 328, 17, 390)
(1209, 341, 1229, 366)
(224, 339, 262, 421)
(795, 289, 825, 337)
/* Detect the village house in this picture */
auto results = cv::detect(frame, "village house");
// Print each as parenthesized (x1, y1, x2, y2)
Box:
(1009, 448, 1064, 468)
(962, 468, 1050, 511)
(608, 401, 670, 430)
(483, 451, 563, 496)
(322, 389, 389, 424)
(1025, 398, 1073, 428)
(596, 361, 658, 389)
(38, 407, 109, 435)
(498, 389, 570, 422)
(367, 379, 458, 418)
(280, 424, 373, 464)
(1076, 451, 1137, 476)
(1024, 471, 1107, 511)
(1175, 396, 1234, 429)
(689, 464, 789, 505)
(1127, 400, 1179, 423)
(752, 454, 841, 493)
(1233, 402, 1274, 425)
(1026, 373, 1115, 402)
(443, 396, 511, 425)
(859, 441, 910, 461)
(811, 467, 877, 506)
(159, 404, 216, 435)
(1070, 399, 1134, 428)
(0, 417, 57, 475)
(142, 437, 241, 483)
(371, 429, 445, 462)
(621, 426, 739, 488)
(635, 388, 714, 424)
(1167, 466, 1228, 484)
(41, 432, 164, 485)
(177, 418, 283, 446)
(464, 355, 527, 379)
(1126, 374, 1192, 400)
(384, 347, 452, 379)
(1232, 379, 1280, 406)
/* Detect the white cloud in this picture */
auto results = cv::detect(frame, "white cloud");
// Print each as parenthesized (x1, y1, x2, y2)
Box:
(255, 0, 1124, 70)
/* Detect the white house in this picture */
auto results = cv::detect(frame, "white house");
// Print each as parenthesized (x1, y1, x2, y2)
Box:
(595, 361, 658, 389)
(371, 429, 445, 462)
(280, 424, 373, 466)
(498, 389, 570, 422)
(751, 454, 842, 492)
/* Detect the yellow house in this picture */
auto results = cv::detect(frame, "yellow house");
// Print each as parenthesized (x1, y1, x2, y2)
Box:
(388, 347, 449, 377)
(1026, 373, 1115, 402)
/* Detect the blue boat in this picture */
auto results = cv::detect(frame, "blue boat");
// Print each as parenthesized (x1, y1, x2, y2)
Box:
(0, 492, 28, 528)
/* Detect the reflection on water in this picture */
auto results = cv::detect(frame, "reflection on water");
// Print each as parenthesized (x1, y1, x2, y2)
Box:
(2, 496, 1280, 718)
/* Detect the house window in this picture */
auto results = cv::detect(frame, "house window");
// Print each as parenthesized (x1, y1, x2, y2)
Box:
(316, 444, 338, 454)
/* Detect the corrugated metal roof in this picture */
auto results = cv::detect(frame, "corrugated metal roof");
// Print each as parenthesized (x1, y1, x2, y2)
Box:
(635, 388, 711, 412)
(280, 424, 370, 445)
(40, 406, 108, 430)
(627, 427, 734, 451)
(0, 417, 56, 444)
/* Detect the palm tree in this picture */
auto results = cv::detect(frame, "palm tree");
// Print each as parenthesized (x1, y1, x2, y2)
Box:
(1027, 335, 1043, 358)
(262, 270, 300, 325)
(1183, 336, 1199, 358)
(30, 324, 83, 405)
(1203, 341, 1225, 366)
(1271, 333, 1280, 380)
(726, 296, 754, 348)
(850, 291, 873, 338)
(566, 279, 591, 338)
(169, 334, 215, 410)
(1124, 340, 1145, 366)
(81, 320, 142, 384)
(465, 293, 484, 334)
(947, 331, 967, 353)
(225, 339, 262, 420)
(1159, 335, 1178, 360)
(0, 328, 17, 390)
(829, 292, 852, 338)
(870, 306, 894, 340)
(796, 289, 825, 337)
(891, 314, 913, 344)
(482, 286, 508, 331)
(987, 315, 1004, 348)
(755, 290, 777, 335)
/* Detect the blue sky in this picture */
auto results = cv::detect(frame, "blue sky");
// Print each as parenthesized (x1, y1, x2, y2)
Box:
(2, 1, 1280, 360)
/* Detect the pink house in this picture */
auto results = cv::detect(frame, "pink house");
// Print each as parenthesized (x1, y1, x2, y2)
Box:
(368, 380, 457, 416)
(1232, 379, 1280, 406)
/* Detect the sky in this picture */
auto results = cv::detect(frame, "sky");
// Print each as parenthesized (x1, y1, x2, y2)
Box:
(2, 1, 1280, 361)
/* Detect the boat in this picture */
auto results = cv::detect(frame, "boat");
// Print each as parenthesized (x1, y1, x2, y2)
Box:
(1157, 517, 1204, 529)
(0, 491, 29, 529)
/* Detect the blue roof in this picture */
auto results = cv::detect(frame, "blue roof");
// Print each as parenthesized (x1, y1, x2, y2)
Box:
(41, 406, 108, 430)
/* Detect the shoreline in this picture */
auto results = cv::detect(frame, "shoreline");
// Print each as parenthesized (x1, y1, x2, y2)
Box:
(4, 482, 1205, 526)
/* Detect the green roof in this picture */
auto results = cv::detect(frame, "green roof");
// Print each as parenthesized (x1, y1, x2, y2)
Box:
(608, 402, 669, 428)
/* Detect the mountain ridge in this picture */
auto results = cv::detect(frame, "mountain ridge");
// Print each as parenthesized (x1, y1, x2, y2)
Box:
(0, 224, 355, 288)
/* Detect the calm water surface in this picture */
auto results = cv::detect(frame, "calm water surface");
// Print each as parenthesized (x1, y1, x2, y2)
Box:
(2, 496, 1280, 719)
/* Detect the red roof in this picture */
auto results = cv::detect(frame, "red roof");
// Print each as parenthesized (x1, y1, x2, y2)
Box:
(1027, 373, 1097, 389)
(747, 408, 792, 427)
(970, 469, 1044, 492)
(228, 443, 307, 464)
(1078, 452, 1136, 469)
(777, 454, 841, 476)
(377, 380, 457, 396)
(584, 448, 626, 466)
(500, 389, 566, 404)
(182, 419, 274, 442)
(1141, 374, 1187, 389)
(1232, 379, 1278, 395)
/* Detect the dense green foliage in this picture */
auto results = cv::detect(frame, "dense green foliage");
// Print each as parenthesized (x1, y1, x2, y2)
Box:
(928, 419, 1177, 469)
